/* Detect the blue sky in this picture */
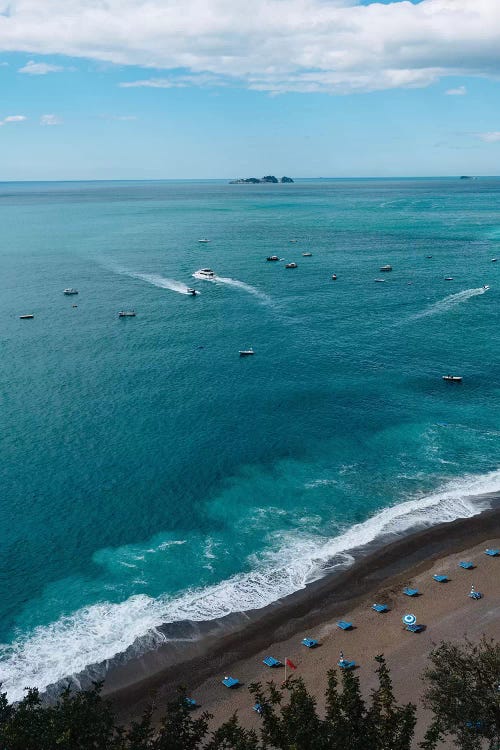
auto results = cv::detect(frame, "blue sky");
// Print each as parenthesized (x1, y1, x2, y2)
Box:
(1, 0, 500, 179)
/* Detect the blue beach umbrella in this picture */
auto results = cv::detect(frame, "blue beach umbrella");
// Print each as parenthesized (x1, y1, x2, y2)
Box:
(402, 614, 416, 626)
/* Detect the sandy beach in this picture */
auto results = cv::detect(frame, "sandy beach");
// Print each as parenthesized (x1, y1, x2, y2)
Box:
(107, 507, 500, 743)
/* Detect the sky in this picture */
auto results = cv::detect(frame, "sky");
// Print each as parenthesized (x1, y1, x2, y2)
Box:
(1, 0, 500, 180)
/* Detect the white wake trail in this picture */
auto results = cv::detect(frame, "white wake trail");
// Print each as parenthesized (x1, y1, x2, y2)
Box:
(411, 286, 489, 320)
(123, 271, 199, 295)
(192, 272, 272, 304)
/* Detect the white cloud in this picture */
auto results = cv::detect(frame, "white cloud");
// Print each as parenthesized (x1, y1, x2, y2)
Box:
(0, 114, 27, 125)
(445, 85, 467, 95)
(40, 113, 62, 125)
(478, 132, 500, 143)
(18, 60, 65, 75)
(0, 0, 500, 94)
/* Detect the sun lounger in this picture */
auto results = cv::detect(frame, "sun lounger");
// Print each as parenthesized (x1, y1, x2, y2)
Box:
(263, 656, 281, 667)
(405, 623, 425, 633)
(338, 659, 356, 670)
(459, 561, 475, 569)
(371, 603, 389, 613)
(185, 698, 198, 709)
(301, 638, 318, 648)
(337, 620, 353, 630)
(469, 591, 483, 600)
(222, 676, 240, 688)
(403, 587, 419, 597)
(433, 574, 449, 582)
(485, 549, 499, 557)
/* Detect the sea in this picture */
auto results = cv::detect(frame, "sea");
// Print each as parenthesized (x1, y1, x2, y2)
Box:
(0, 177, 499, 702)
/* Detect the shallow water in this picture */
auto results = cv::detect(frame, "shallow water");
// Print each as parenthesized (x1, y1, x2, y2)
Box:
(0, 178, 499, 700)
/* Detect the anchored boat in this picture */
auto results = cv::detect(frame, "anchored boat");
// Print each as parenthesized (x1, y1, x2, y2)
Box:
(442, 375, 462, 382)
(118, 311, 136, 317)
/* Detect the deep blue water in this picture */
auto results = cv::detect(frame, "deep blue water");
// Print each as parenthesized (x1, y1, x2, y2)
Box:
(0, 178, 499, 699)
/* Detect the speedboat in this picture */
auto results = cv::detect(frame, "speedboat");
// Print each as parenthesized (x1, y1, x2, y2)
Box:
(442, 375, 462, 382)
(266, 255, 280, 261)
(492, 258, 498, 262)
(285, 262, 298, 269)
(195, 268, 215, 279)
(198, 238, 210, 243)
(380, 265, 392, 272)
(63, 288, 78, 295)
(483, 285, 490, 290)
(374, 278, 385, 283)
(332, 274, 337, 280)
(186, 288, 197, 295)
(426, 255, 433, 259)
(118, 311, 136, 317)
(302, 252, 312, 257)
(289, 239, 298, 243)
(19, 314, 34, 319)
(239, 348, 254, 356)
(444, 277, 454, 281)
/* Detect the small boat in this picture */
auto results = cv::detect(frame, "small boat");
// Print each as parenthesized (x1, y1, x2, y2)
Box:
(302, 252, 312, 257)
(19, 314, 34, 319)
(331, 274, 337, 280)
(196, 268, 215, 279)
(442, 375, 462, 382)
(239, 348, 254, 356)
(72, 304, 78, 308)
(63, 288, 78, 295)
(198, 238, 210, 243)
(289, 239, 298, 243)
(426, 255, 433, 259)
(374, 278, 385, 283)
(444, 277, 454, 281)
(380, 265, 392, 272)
(266, 255, 280, 261)
(186, 288, 197, 295)
(285, 262, 298, 269)
(492, 258, 498, 262)
(483, 285, 490, 290)
(118, 311, 136, 317)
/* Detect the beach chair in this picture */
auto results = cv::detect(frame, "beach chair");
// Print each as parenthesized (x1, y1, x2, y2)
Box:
(263, 656, 281, 668)
(337, 620, 353, 630)
(459, 561, 475, 570)
(403, 587, 419, 597)
(338, 659, 356, 670)
(433, 574, 449, 583)
(371, 603, 389, 613)
(222, 676, 240, 688)
(185, 698, 198, 709)
(405, 623, 425, 633)
(301, 637, 318, 648)
(485, 549, 499, 557)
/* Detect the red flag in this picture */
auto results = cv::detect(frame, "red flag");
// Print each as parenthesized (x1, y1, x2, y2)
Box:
(285, 658, 297, 670)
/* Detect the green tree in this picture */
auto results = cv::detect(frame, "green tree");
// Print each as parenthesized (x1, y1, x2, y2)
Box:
(153, 689, 210, 750)
(205, 713, 260, 750)
(366, 655, 416, 750)
(421, 637, 500, 750)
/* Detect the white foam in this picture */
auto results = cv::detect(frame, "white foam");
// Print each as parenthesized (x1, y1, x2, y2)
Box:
(192, 272, 272, 304)
(1, 468, 499, 702)
(122, 270, 199, 295)
(411, 286, 489, 320)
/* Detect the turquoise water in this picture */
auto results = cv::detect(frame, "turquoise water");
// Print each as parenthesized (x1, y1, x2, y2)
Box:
(0, 178, 499, 699)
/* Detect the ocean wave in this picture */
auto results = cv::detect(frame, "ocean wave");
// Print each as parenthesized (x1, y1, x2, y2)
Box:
(1, 468, 499, 702)
(122, 271, 200, 295)
(410, 286, 489, 320)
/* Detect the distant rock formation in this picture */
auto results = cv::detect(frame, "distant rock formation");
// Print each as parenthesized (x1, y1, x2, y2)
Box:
(229, 175, 294, 184)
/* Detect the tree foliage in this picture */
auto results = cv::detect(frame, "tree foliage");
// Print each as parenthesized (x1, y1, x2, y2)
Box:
(421, 637, 500, 750)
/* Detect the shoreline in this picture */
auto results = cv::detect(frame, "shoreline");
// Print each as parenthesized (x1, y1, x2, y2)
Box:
(106, 499, 500, 721)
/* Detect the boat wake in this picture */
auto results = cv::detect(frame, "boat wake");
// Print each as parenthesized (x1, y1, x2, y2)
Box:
(122, 271, 199, 295)
(411, 286, 489, 320)
(192, 273, 272, 305)
(0, 468, 499, 703)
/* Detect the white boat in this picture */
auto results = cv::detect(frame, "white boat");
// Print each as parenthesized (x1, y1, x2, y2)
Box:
(186, 288, 197, 295)
(63, 288, 78, 295)
(380, 265, 392, 272)
(239, 348, 254, 356)
(442, 375, 462, 382)
(289, 239, 298, 243)
(444, 277, 454, 281)
(195, 268, 215, 279)
(266, 255, 280, 261)
(19, 314, 34, 319)
(302, 252, 312, 257)
(285, 262, 298, 269)
(492, 258, 498, 262)
(198, 238, 210, 243)
(332, 274, 337, 280)
(118, 311, 136, 317)
(483, 285, 490, 290)
(374, 278, 385, 283)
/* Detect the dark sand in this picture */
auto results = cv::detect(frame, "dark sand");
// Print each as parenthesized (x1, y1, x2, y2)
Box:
(107, 505, 500, 743)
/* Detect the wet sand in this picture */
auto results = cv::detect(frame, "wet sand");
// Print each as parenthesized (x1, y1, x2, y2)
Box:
(108, 505, 500, 742)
